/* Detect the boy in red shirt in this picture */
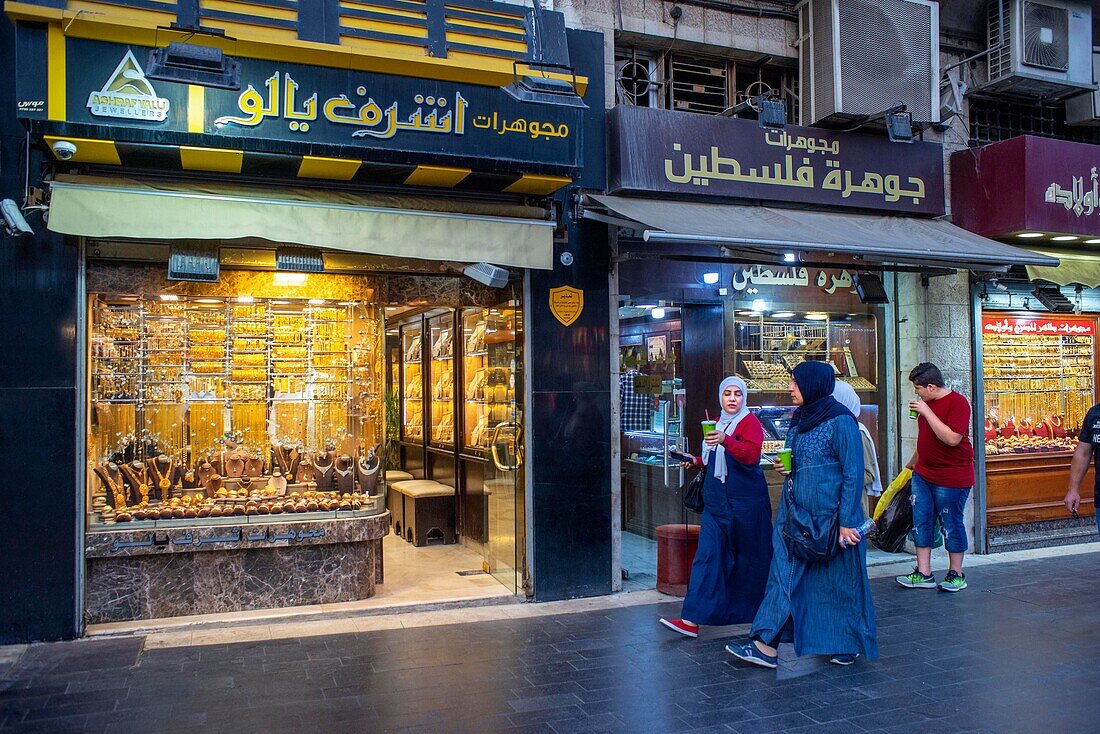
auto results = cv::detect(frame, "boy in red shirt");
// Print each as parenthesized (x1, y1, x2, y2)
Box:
(896, 362, 975, 593)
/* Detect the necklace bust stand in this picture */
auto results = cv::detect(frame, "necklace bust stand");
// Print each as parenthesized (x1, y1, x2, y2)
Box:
(197, 461, 217, 498)
(224, 451, 247, 479)
(245, 453, 265, 478)
(295, 459, 313, 487)
(356, 446, 381, 496)
(312, 451, 336, 492)
(149, 454, 178, 502)
(272, 442, 302, 482)
(95, 462, 130, 509)
(1049, 414, 1067, 438)
(119, 462, 149, 506)
(334, 454, 355, 493)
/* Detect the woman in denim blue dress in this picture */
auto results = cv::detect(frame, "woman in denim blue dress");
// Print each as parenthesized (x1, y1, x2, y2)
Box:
(727, 361, 878, 668)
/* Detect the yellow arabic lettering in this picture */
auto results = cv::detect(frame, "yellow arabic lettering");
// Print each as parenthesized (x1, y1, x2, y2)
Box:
(283, 73, 317, 123)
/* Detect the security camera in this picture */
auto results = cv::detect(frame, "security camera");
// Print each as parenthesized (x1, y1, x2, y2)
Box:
(462, 262, 509, 288)
(51, 140, 77, 160)
(0, 199, 33, 236)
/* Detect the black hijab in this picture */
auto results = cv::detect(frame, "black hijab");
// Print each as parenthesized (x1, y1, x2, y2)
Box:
(790, 361, 852, 434)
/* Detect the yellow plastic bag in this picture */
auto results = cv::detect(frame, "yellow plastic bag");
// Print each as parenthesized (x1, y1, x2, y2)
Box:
(873, 468, 912, 521)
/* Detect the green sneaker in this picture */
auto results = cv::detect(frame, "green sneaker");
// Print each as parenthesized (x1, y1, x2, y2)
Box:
(895, 568, 936, 589)
(938, 569, 967, 592)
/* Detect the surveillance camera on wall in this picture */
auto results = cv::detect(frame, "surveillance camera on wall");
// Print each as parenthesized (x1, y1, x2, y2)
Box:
(51, 140, 77, 160)
(1, 199, 33, 236)
(462, 262, 509, 288)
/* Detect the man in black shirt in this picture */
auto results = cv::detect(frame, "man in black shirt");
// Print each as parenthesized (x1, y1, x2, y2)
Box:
(1063, 403, 1100, 534)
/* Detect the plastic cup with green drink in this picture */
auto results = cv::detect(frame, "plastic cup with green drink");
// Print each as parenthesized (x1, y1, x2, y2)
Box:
(776, 448, 793, 472)
(701, 419, 717, 436)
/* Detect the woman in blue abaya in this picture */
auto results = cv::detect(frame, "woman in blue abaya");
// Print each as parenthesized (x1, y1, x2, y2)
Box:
(658, 376, 773, 638)
(726, 361, 878, 668)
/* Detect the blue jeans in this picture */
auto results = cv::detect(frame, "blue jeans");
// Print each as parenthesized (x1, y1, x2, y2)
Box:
(911, 472, 970, 554)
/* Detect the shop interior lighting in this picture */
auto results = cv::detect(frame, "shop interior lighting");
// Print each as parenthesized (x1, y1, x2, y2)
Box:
(159, 294, 179, 301)
(782, 253, 797, 263)
(308, 299, 325, 305)
(771, 311, 795, 318)
(855, 273, 889, 304)
(1031, 285, 1074, 313)
(236, 295, 254, 303)
(805, 312, 828, 321)
(147, 43, 241, 91)
(1051, 235, 1079, 241)
(702, 271, 720, 284)
(168, 242, 220, 282)
(276, 246, 324, 274)
(1086, 239, 1100, 244)
(1016, 232, 1045, 238)
(651, 307, 666, 319)
(274, 272, 308, 286)
(751, 299, 767, 312)
(194, 298, 222, 304)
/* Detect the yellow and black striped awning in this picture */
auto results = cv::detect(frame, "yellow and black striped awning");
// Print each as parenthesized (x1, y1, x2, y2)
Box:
(44, 135, 573, 196)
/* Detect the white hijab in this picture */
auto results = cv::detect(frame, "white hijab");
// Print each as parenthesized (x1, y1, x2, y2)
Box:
(702, 376, 750, 483)
(832, 381, 883, 494)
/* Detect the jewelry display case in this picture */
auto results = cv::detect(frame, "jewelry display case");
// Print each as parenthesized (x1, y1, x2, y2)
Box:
(428, 311, 456, 448)
(732, 312, 879, 394)
(87, 293, 385, 529)
(400, 320, 424, 442)
(461, 306, 517, 453)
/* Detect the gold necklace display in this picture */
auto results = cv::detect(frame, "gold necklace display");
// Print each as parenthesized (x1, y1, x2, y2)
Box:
(88, 294, 384, 527)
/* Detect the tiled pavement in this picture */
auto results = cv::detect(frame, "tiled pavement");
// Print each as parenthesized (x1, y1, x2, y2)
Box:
(2, 551, 1099, 734)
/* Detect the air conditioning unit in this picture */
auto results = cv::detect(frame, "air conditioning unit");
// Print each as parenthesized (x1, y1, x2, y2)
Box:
(983, 0, 1094, 98)
(1066, 51, 1100, 124)
(797, 0, 939, 127)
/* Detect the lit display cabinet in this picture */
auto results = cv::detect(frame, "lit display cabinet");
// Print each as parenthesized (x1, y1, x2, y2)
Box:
(87, 293, 384, 528)
(428, 311, 456, 448)
(400, 320, 424, 442)
(461, 306, 517, 454)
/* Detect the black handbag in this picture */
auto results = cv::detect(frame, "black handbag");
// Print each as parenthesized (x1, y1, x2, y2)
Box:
(681, 470, 704, 513)
(781, 475, 840, 564)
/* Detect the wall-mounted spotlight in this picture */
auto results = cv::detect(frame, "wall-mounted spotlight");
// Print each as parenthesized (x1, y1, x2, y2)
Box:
(702, 271, 720, 285)
(1, 199, 33, 236)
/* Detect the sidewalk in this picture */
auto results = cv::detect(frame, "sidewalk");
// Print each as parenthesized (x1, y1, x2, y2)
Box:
(2, 545, 1099, 733)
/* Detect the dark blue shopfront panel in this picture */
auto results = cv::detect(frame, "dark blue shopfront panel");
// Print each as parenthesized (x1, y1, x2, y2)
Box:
(0, 14, 80, 641)
(526, 28, 610, 601)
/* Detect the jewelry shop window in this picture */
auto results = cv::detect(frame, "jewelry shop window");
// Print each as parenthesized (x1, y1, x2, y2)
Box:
(87, 289, 385, 528)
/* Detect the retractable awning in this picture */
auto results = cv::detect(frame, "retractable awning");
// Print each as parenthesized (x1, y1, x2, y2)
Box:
(1025, 249, 1100, 287)
(48, 175, 555, 270)
(584, 194, 1058, 271)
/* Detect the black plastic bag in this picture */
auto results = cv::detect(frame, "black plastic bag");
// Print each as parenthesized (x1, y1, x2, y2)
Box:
(870, 480, 912, 553)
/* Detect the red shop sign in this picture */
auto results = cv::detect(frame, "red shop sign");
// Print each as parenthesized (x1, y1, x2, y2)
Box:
(982, 315, 1095, 336)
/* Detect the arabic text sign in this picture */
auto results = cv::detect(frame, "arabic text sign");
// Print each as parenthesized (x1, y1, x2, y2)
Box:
(57, 39, 582, 172)
(982, 315, 1095, 336)
(732, 266, 858, 296)
(608, 106, 945, 215)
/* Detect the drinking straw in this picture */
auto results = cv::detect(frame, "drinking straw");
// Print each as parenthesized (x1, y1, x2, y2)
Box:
(705, 409, 711, 421)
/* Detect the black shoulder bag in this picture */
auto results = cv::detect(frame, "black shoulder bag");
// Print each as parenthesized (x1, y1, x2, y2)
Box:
(780, 442, 840, 564)
(681, 470, 704, 513)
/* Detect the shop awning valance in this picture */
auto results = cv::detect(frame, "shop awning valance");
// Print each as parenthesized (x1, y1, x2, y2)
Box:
(48, 176, 555, 270)
(1025, 249, 1100, 287)
(584, 194, 1059, 271)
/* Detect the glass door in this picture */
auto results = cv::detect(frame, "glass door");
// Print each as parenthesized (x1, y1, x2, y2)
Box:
(477, 301, 523, 592)
(618, 304, 686, 590)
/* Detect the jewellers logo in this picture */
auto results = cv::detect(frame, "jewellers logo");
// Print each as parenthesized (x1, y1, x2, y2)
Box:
(87, 50, 170, 122)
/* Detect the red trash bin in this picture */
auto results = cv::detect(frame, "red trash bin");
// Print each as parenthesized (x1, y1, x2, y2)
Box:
(656, 523, 701, 596)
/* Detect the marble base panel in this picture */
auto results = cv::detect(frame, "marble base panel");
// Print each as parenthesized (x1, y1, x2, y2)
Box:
(85, 515, 390, 624)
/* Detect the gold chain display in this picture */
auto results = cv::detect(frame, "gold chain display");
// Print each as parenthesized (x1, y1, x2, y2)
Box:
(88, 294, 383, 524)
(982, 319, 1094, 456)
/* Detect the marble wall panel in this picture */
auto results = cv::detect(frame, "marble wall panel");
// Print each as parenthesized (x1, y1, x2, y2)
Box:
(85, 541, 376, 623)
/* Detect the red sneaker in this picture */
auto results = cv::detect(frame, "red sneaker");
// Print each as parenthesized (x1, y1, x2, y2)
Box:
(659, 618, 699, 638)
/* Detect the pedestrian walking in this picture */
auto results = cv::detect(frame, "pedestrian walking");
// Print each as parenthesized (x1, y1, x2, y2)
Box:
(659, 376, 773, 638)
(895, 362, 975, 593)
(1062, 401, 1100, 534)
(727, 361, 877, 669)
(833, 381, 884, 518)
